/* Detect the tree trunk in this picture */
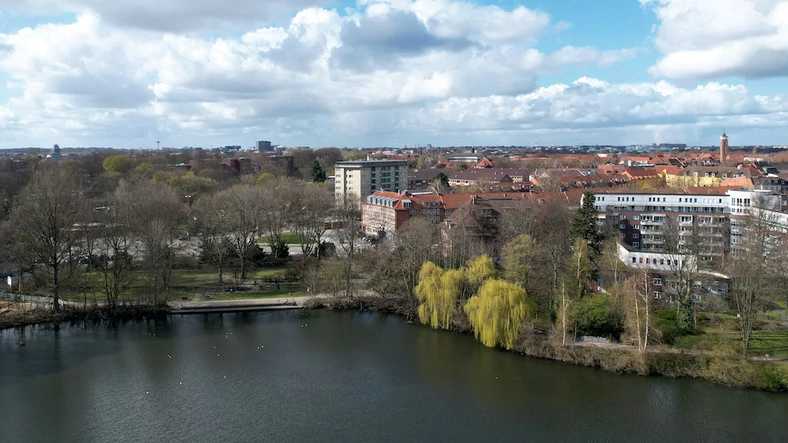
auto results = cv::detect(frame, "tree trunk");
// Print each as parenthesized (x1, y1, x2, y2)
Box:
(52, 259, 60, 312)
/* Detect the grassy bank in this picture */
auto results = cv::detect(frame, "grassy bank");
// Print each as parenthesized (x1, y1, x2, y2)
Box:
(310, 294, 788, 392)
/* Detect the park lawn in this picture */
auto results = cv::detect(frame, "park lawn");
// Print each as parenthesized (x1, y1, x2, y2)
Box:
(61, 265, 296, 303)
(749, 331, 788, 359)
(258, 232, 307, 245)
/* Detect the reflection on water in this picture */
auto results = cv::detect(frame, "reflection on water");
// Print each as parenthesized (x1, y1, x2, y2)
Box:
(1, 310, 787, 443)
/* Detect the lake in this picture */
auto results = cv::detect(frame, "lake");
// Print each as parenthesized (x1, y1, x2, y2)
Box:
(1, 310, 787, 442)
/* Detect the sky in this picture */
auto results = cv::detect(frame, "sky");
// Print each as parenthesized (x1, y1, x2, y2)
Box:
(1, 0, 787, 149)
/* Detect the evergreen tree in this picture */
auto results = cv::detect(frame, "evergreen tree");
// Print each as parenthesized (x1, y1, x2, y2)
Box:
(570, 191, 604, 255)
(311, 160, 326, 183)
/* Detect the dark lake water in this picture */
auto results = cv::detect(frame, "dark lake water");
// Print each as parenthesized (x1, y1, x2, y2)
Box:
(1, 310, 787, 443)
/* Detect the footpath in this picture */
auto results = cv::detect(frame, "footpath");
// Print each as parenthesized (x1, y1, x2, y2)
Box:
(168, 295, 317, 314)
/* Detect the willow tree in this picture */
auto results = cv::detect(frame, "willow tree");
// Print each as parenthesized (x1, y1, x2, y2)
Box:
(463, 255, 497, 299)
(464, 279, 535, 349)
(415, 262, 454, 329)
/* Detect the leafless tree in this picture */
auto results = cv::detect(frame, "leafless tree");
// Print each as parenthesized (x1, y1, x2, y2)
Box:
(192, 193, 233, 283)
(94, 191, 135, 311)
(334, 196, 364, 297)
(8, 166, 87, 310)
(118, 180, 183, 306)
(726, 196, 784, 356)
(625, 268, 652, 354)
(214, 185, 265, 280)
(290, 183, 333, 258)
(259, 179, 293, 260)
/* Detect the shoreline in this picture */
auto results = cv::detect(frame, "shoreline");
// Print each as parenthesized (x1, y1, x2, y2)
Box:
(3, 295, 787, 392)
(308, 295, 788, 393)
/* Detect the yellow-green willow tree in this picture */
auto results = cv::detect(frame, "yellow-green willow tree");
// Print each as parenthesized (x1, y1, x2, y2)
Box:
(415, 262, 454, 329)
(463, 255, 497, 299)
(464, 280, 535, 350)
(415, 256, 498, 330)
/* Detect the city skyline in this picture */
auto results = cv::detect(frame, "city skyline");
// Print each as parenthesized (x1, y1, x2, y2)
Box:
(1, 0, 788, 149)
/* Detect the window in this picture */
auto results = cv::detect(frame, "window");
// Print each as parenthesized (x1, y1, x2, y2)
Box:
(634, 225, 639, 230)
(633, 215, 640, 220)
(654, 291, 662, 300)
(653, 277, 662, 286)
(619, 224, 626, 229)
(633, 242, 639, 248)
(632, 257, 637, 264)
(633, 233, 639, 238)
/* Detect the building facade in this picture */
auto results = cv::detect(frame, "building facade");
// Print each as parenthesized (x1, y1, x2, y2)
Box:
(334, 160, 408, 206)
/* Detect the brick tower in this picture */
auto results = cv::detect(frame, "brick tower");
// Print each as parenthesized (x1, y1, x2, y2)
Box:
(720, 130, 728, 166)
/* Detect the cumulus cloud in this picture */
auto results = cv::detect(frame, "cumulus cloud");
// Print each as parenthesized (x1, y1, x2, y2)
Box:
(0, 0, 783, 147)
(413, 77, 788, 140)
(642, 0, 788, 79)
(0, 0, 325, 31)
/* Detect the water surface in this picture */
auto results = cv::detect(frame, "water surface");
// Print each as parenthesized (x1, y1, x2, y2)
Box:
(1, 310, 786, 442)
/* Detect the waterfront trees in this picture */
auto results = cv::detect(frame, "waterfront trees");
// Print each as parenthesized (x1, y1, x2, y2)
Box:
(119, 179, 183, 306)
(465, 279, 535, 349)
(502, 234, 551, 316)
(8, 166, 87, 310)
(415, 262, 456, 330)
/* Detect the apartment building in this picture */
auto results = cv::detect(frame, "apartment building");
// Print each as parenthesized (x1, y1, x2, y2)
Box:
(594, 188, 731, 261)
(597, 188, 788, 301)
(334, 160, 408, 206)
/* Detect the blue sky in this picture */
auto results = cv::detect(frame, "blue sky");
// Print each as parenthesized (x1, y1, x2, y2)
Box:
(1, 0, 787, 149)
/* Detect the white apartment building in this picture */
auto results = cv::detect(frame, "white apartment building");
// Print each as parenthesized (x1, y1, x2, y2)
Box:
(334, 160, 408, 206)
(593, 189, 731, 261)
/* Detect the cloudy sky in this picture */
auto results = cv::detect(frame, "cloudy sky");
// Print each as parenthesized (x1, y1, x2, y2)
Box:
(1, 0, 787, 149)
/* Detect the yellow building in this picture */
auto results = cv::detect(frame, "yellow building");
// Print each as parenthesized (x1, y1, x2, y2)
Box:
(663, 167, 747, 189)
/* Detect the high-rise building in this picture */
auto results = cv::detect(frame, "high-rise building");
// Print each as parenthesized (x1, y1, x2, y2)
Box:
(720, 131, 729, 166)
(334, 160, 408, 206)
(256, 140, 273, 152)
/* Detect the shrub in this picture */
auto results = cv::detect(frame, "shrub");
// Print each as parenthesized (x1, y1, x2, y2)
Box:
(570, 294, 623, 340)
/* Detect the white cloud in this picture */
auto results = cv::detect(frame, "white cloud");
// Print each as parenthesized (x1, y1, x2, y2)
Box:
(0, 0, 324, 31)
(0, 0, 784, 148)
(642, 0, 788, 79)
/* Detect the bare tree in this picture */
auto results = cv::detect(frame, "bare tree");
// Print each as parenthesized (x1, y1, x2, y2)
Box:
(193, 193, 233, 283)
(660, 215, 704, 333)
(290, 183, 333, 258)
(95, 192, 135, 311)
(215, 186, 265, 280)
(334, 196, 364, 297)
(8, 166, 87, 310)
(726, 196, 783, 356)
(625, 268, 652, 354)
(260, 179, 292, 260)
(118, 180, 183, 306)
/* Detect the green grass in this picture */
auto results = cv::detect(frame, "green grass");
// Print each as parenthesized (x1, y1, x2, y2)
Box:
(750, 331, 788, 359)
(59, 265, 300, 304)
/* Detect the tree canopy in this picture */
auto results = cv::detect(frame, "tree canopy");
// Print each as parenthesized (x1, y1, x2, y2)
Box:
(571, 191, 603, 255)
(465, 279, 535, 349)
(102, 154, 135, 175)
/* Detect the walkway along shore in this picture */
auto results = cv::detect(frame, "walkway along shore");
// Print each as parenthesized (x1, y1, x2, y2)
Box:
(168, 296, 317, 315)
